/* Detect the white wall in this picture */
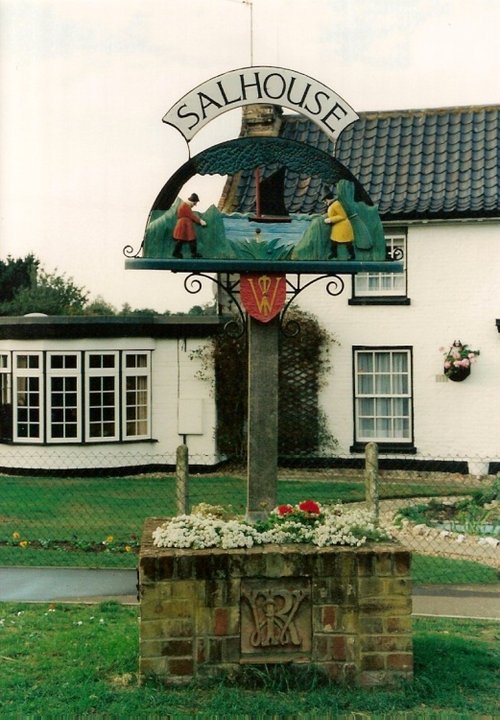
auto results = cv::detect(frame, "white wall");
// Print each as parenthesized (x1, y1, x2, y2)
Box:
(297, 220, 500, 468)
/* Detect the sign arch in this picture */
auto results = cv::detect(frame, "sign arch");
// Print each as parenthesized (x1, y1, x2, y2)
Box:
(163, 66, 358, 145)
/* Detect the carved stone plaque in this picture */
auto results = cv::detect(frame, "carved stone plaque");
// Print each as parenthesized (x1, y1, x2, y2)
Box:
(240, 577, 312, 658)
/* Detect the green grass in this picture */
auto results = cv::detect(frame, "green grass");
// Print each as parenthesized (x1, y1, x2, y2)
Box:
(0, 473, 477, 542)
(0, 603, 498, 718)
(0, 545, 137, 568)
(411, 554, 498, 585)
(0, 474, 492, 583)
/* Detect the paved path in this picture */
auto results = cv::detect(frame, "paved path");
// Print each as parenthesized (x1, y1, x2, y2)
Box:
(0, 567, 136, 603)
(0, 567, 498, 619)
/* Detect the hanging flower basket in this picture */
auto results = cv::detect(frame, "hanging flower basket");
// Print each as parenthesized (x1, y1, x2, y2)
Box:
(441, 341, 479, 382)
(447, 365, 471, 382)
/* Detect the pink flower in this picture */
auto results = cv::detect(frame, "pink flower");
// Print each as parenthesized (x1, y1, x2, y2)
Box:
(298, 500, 321, 515)
(444, 361, 451, 369)
(277, 504, 294, 516)
(461, 358, 470, 367)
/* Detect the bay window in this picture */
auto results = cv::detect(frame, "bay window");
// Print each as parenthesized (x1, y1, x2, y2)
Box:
(1, 350, 152, 444)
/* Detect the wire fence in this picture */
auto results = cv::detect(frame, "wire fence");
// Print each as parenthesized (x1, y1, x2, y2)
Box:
(0, 447, 498, 586)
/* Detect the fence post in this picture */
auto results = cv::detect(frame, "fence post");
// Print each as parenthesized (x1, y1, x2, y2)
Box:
(365, 441, 380, 524)
(176, 444, 189, 516)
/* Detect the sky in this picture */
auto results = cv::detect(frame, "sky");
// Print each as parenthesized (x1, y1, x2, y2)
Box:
(1, 0, 499, 313)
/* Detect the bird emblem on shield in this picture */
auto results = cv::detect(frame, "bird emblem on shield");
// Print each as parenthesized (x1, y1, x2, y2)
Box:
(240, 274, 286, 323)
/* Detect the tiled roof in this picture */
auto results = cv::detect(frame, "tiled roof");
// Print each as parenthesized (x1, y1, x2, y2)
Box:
(220, 105, 500, 220)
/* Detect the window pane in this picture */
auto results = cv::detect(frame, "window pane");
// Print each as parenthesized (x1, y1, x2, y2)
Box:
(102, 422, 115, 436)
(89, 407, 101, 422)
(376, 417, 391, 437)
(50, 354, 78, 370)
(51, 408, 64, 423)
(375, 353, 390, 372)
(89, 354, 115, 369)
(358, 417, 375, 437)
(374, 373, 391, 394)
(103, 392, 115, 406)
(357, 353, 373, 373)
(358, 398, 374, 415)
(126, 353, 148, 369)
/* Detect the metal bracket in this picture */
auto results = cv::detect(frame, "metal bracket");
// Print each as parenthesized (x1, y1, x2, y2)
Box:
(182, 271, 348, 339)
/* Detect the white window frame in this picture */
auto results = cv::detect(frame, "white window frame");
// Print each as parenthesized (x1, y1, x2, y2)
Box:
(13, 352, 44, 443)
(47, 352, 81, 443)
(0, 353, 11, 405)
(122, 351, 151, 440)
(354, 348, 412, 444)
(85, 351, 119, 442)
(354, 230, 407, 297)
(0, 353, 12, 441)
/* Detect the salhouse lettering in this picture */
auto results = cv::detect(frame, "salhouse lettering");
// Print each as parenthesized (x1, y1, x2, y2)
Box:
(164, 66, 358, 144)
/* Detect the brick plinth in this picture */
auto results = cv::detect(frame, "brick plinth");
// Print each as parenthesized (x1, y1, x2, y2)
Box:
(139, 517, 413, 687)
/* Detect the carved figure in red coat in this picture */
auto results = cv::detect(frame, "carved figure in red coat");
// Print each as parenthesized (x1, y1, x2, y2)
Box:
(173, 193, 207, 258)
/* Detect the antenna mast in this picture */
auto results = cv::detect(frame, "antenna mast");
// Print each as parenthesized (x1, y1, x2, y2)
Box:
(242, 0, 254, 65)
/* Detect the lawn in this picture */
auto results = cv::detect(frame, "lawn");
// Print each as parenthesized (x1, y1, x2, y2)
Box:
(0, 472, 479, 544)
(1, 473, 496, 585)
(0, 602, 498, 718)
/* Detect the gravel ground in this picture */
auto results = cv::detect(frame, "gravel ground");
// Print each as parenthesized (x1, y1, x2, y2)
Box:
(378, 496, 500, 571)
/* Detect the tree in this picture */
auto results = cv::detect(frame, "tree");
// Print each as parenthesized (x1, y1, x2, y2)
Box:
(0, 265, 88, 316)
(0, 254, 39, 304)
(118, 303, 169, 317)
(84, 296, 117, 316)
(187, 301, 218, 316)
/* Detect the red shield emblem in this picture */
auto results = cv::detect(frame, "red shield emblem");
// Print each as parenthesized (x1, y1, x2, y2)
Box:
(240, 274, 286, 323)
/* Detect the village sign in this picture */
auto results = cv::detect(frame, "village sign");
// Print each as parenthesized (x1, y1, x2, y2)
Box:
(124, 65, 402, 515)
(125, 65, 402, 323)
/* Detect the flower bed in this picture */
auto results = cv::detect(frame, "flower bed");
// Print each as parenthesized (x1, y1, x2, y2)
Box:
(396, 481, 499, 543)
(152, 501, 391, 551)
(140, 503, 413, 688)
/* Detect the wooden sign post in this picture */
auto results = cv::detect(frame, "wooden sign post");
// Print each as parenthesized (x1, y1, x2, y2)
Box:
(246, 315, 280, 519)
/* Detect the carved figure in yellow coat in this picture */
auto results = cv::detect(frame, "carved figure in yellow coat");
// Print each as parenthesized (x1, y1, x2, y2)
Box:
(324, 197, 355, 260)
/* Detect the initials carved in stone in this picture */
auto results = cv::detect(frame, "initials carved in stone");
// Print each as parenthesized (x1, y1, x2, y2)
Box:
(241, 578, 312, 656)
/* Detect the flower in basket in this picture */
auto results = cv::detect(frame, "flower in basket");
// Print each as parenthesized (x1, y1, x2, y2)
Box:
(441, 340, 479, 379)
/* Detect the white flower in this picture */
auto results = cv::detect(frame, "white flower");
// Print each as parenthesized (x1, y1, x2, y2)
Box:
(152, 503, 392, 550)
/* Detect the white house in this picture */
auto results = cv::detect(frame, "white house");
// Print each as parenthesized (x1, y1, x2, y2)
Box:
(219, 104, 500, 475)
(0, 316, 221, 472)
